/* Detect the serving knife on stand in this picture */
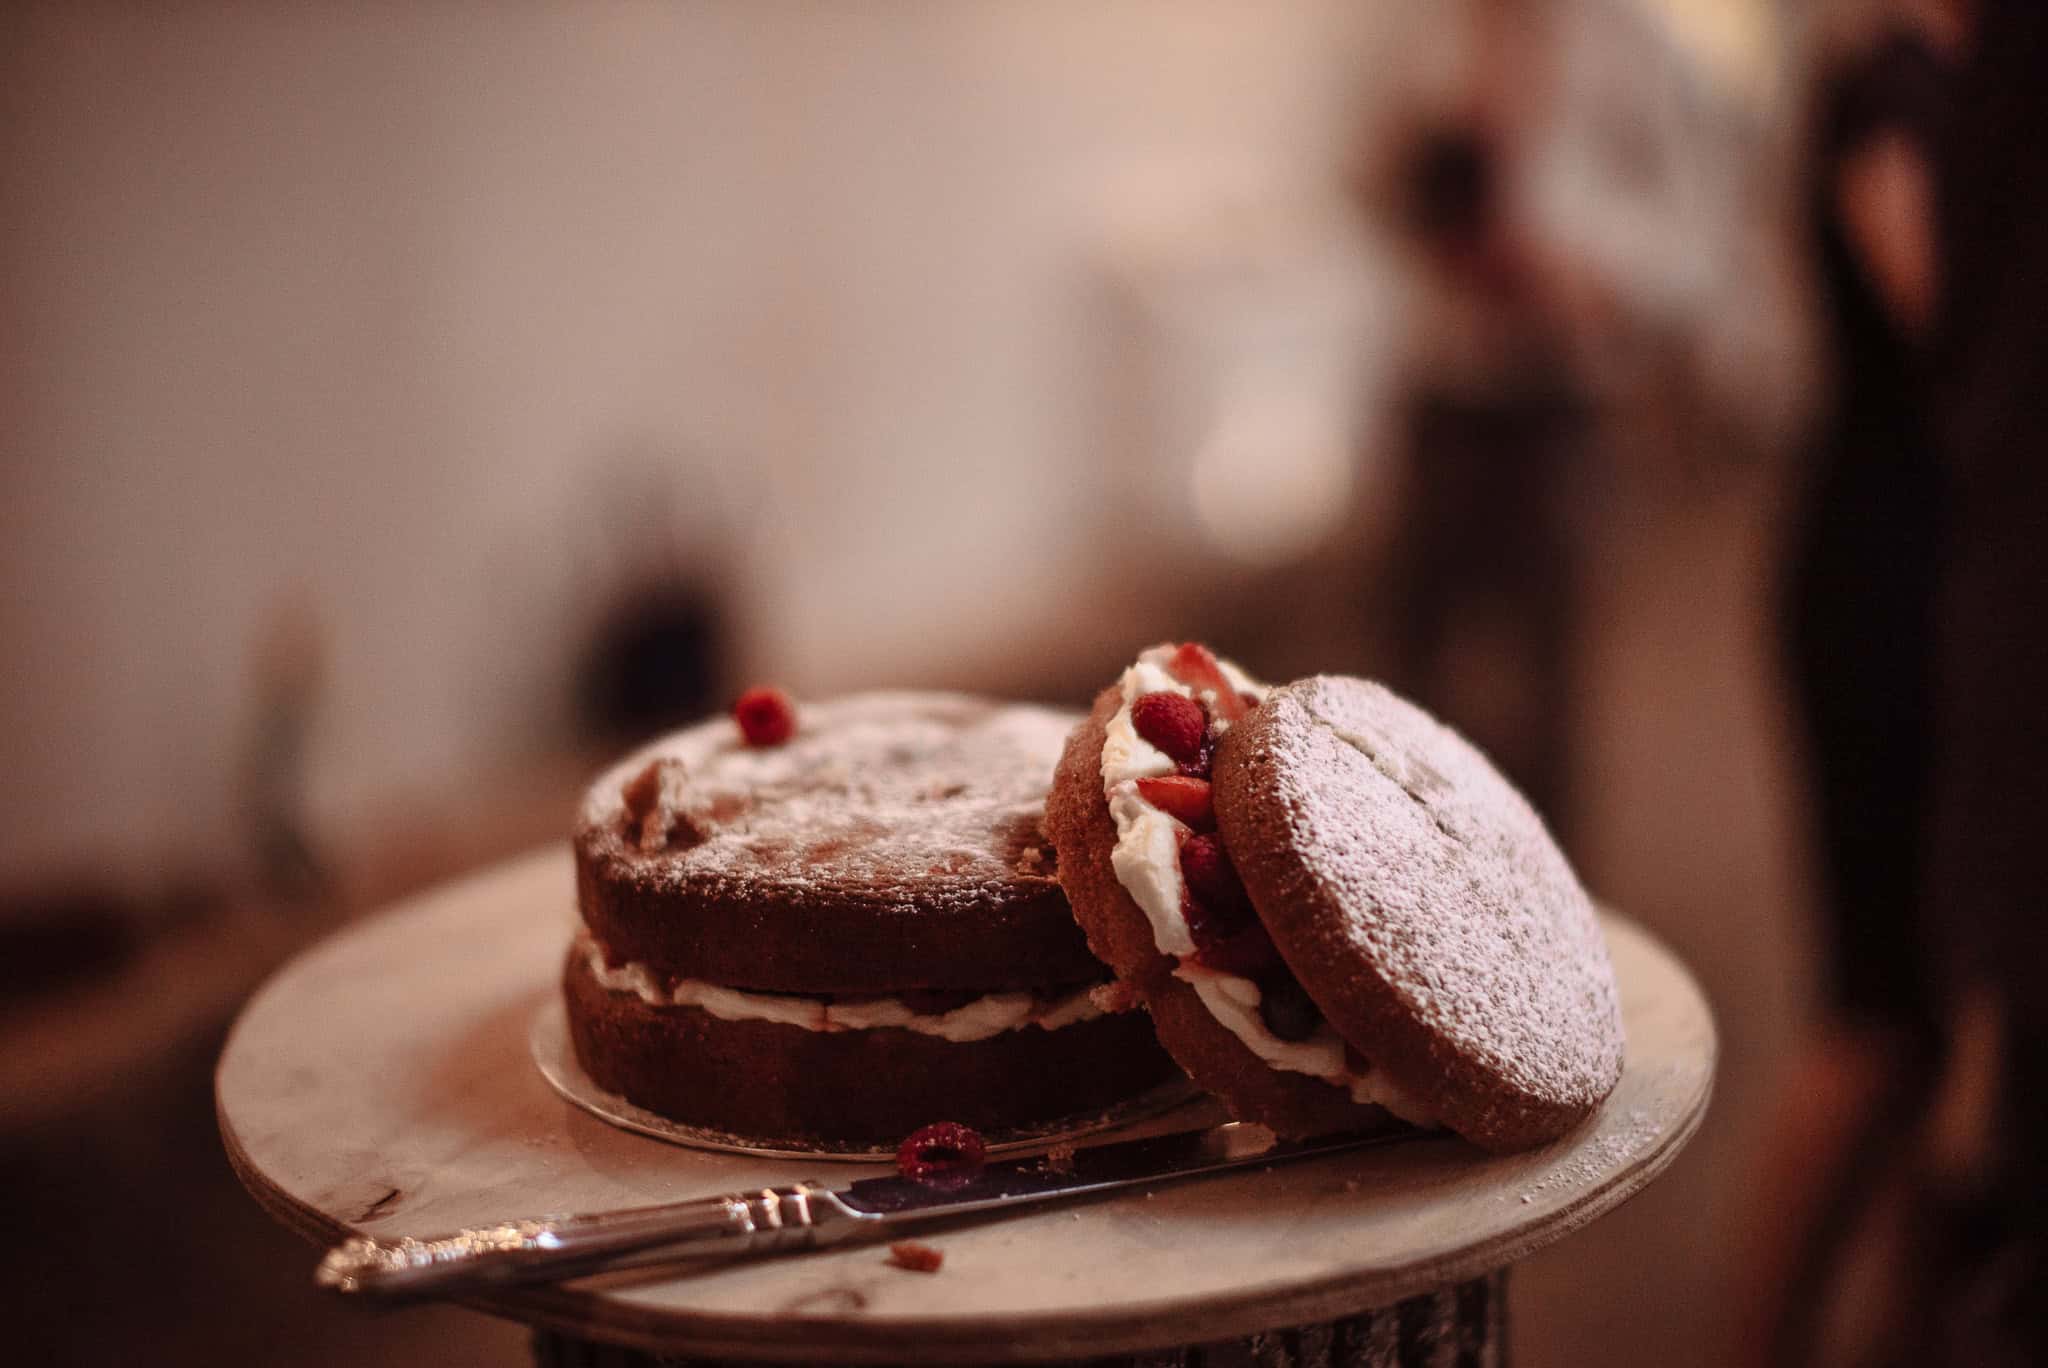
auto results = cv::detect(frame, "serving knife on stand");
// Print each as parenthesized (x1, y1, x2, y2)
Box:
(316, 1121, 1405, 1299)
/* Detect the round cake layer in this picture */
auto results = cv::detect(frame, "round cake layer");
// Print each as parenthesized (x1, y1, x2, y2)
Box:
(562, 948, 1180, 1143)
(1214, 676, 1624, 1151)
(576, 692, 1103, 993)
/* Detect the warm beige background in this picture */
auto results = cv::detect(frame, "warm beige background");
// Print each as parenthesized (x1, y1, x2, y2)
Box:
(3, 4, 1815, 1365)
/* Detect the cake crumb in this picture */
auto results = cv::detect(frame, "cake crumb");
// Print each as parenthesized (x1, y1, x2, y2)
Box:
(887, 1241, 944, 1273)
(1044, 1142, 1077, 1175)
(1089, 979, 1144, 1015)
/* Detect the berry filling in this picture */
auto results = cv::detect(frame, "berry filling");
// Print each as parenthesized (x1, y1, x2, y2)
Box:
(1105, 643, 1377, 1097)
(1178, 833, 1251, 924)
(1192, 919, 1285, 976)
(1164, 642, 1252, 723)
(1179, 834, 1287, 975)
(1255, 974, 1322, 1043)
(732, 685, 797, 747)
(896, 1121, 988, 1183)
(1147, 660, 1329, 1042)
(1130, 691, 1207, 766)
(1135, 775, 1215, 830)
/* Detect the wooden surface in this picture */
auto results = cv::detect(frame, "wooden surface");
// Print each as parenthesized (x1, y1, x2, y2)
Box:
(217, 846, 1715, 1364)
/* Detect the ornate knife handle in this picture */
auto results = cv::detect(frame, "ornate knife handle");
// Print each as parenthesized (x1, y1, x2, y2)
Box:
(315, 1183, 873, 1299)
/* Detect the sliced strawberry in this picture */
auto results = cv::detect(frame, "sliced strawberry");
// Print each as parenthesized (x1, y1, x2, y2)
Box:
(1130, 691, 1206, 765)
(1165, 643, 1250, 722)
(1136, 775, 1214, 830)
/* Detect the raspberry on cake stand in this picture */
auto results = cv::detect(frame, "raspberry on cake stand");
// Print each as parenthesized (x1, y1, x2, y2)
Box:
(218, 848, 1715, 1367)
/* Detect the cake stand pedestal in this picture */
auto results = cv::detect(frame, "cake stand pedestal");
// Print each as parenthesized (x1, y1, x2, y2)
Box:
(218, 848, 1714, 1366)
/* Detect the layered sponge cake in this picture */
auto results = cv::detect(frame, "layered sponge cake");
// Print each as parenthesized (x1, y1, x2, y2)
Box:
(1046, 645, 1623, 1150)
(566, 691, 1177, 1145)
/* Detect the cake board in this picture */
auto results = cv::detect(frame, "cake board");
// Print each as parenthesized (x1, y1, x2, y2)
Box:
(218, 847, 1715, 1365)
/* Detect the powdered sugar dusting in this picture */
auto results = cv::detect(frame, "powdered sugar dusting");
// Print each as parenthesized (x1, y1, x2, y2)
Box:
(1251, 677, 1624, 1128)
(579, 692, 1076, 912)
(1518, 1108, 1663, 1204)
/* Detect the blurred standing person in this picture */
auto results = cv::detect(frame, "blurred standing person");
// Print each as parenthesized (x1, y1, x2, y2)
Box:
(1755, 2, 2048, 1364)
(1756, 0, 1958, 1361)
(1916, 0, 2047, 1361)
(1369, 0, 1591, 826)
(1783, 0, 1953, 1053)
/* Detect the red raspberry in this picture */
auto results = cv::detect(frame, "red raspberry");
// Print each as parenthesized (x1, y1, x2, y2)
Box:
(1180, 832, 1273, 973)
(896, 1121, 987, 1183)
(887, 1240, 945, 1273)
(1135, 775, 1215, 830)
(1131, 691, 1206, 765)
(1193, 919, 1283, 976)
(1181, 886, 1250, 950)
(1165, 642, 1250, 722)
(732, 686, 796, 746)
(1179, 833, 1250, 918)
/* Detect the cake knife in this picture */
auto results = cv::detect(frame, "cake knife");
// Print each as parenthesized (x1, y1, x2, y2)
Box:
(315, 1121, 1404, 1299)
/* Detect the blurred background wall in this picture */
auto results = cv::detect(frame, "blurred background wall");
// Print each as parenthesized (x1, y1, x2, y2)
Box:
(3, 0, 1405, 887)
(2, 2, 1826, 1365)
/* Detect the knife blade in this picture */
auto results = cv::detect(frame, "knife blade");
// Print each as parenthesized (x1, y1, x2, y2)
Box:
(315, 1121, 1405, 1300)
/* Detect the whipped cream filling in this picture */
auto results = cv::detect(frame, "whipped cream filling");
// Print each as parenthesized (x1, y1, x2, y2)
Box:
(578, 936, 1105, 1042)
(1100, 646, 1436, 1125)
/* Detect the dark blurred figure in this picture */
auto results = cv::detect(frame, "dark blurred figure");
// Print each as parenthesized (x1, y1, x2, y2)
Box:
(1917, 0, 2048, 1360)
(1783, 20, 1947, 1045)
(1373, 3, 1593, 829)
(1384, 377, 1588, 826)
(1763, 1, 2047, 1363)
(1761, 8, 1952, 1361)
